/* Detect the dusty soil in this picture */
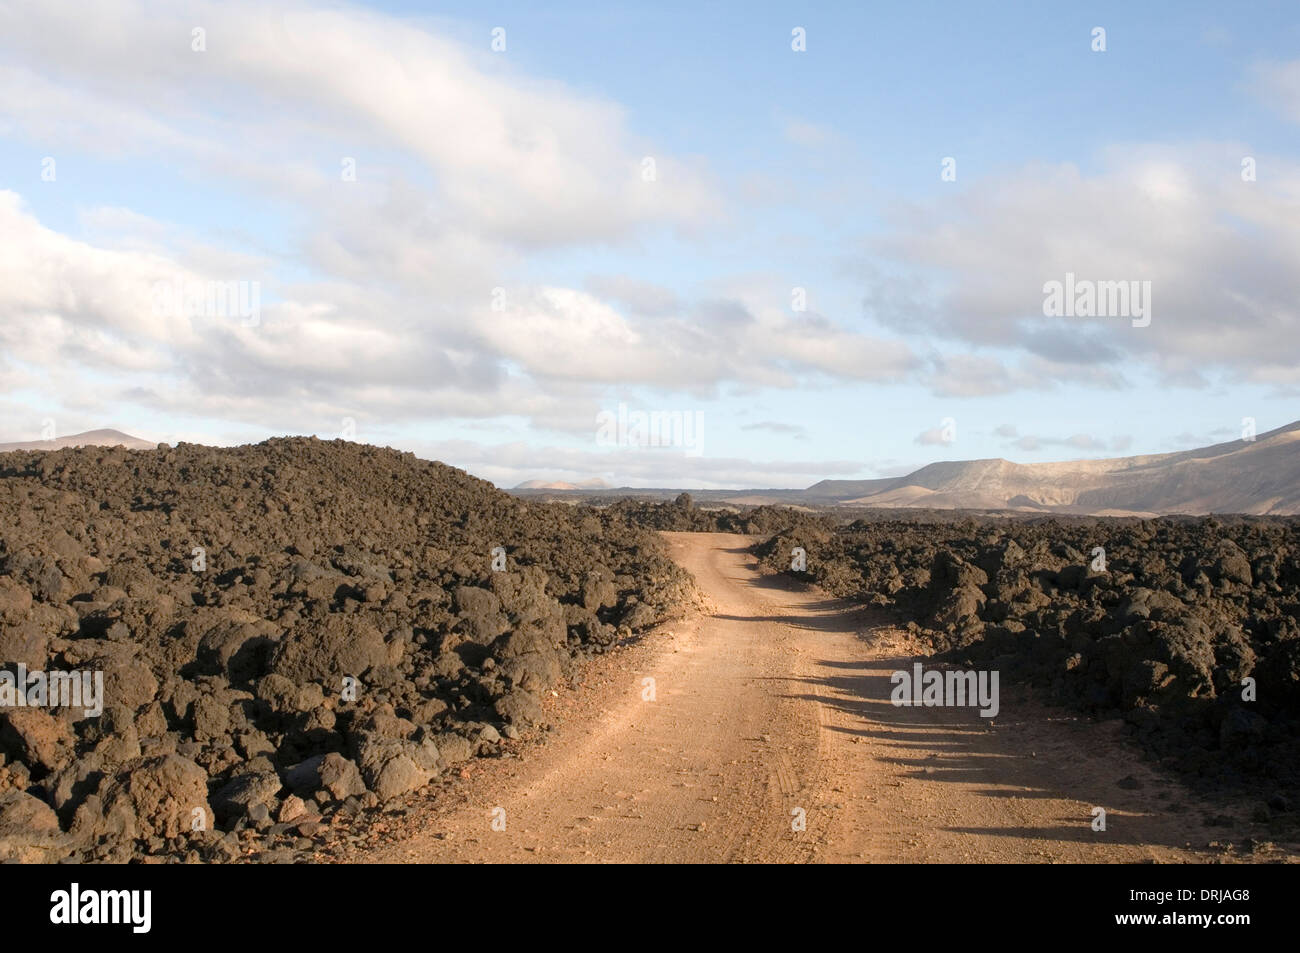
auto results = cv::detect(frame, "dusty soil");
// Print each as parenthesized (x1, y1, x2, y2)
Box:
(344, 533, 1292, 863)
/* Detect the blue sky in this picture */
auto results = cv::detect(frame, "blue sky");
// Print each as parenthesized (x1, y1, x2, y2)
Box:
(1, 0, 1298, 487)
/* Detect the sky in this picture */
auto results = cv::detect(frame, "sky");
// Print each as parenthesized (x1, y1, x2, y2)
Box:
(1, 0, 1298, 488)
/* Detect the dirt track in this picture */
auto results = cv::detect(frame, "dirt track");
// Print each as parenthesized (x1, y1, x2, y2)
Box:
(351, 533, 1267, 863)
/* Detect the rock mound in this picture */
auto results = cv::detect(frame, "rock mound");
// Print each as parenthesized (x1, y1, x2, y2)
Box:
(0, 437, 697, 862)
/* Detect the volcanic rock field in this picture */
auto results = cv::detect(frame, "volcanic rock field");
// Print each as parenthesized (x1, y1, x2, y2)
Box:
(1, 442, 1296, 863)
(0, 439, 697, 862)
(754, 513, 1300, 802)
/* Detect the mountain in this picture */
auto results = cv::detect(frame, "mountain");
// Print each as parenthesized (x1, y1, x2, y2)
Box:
(815, 421, 1300, 515)
(0, 429, 156, 452)
(514, 477, 612, 491)
(508, 422, 1300, 516)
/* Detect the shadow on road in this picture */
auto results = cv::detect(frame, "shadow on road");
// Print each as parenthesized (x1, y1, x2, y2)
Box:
(774, 654, 1202, 849)
(669, 532, 1215, 855)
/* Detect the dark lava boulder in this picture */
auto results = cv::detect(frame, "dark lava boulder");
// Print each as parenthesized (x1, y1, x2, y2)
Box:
(270, 615, 389, 683)
(98, 755, 213, 840)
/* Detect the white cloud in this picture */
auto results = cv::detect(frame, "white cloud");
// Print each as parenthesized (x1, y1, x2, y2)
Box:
(778, 114, 834, 148)
(584, 275, 682, 317)
(478, 285, 918, 393)
(0, 186, 922, 445)
(0, 0, 926, 448)
(867, 144, 1300, 390)
(410, 436, 864, 490)
(997, 429, 1133, 454)
(914, 425, 953, 446)
(0, 1, 721, 247)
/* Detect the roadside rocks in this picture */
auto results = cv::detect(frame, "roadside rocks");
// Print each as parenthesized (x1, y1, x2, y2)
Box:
(211, 768, 283, 822)
(433, 731, 474, 766)
(0, 437, 697, 861)
(757, 514, 1300, 791)
(0, 790, 67, 863)
(98, 755, 213, 841)
(495, 689, 545, 727)
(285, 752, 367, 803)
(270, 615, 388, 684)
(0, 708, 74, 776)
(605, 499, 836, 539)
(364, 751, 429, 803)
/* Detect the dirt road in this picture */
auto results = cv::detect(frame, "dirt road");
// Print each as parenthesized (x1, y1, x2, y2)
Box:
(350, 532, 1264, 863)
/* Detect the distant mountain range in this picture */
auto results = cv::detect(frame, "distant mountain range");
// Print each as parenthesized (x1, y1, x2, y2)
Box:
(511, 421, 1300, 516)
(0, 428, 156, 452)
(6, 423, 1296, 516)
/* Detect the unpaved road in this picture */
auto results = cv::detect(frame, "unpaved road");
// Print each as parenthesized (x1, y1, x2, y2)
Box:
(348, 532, 1274, 863)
